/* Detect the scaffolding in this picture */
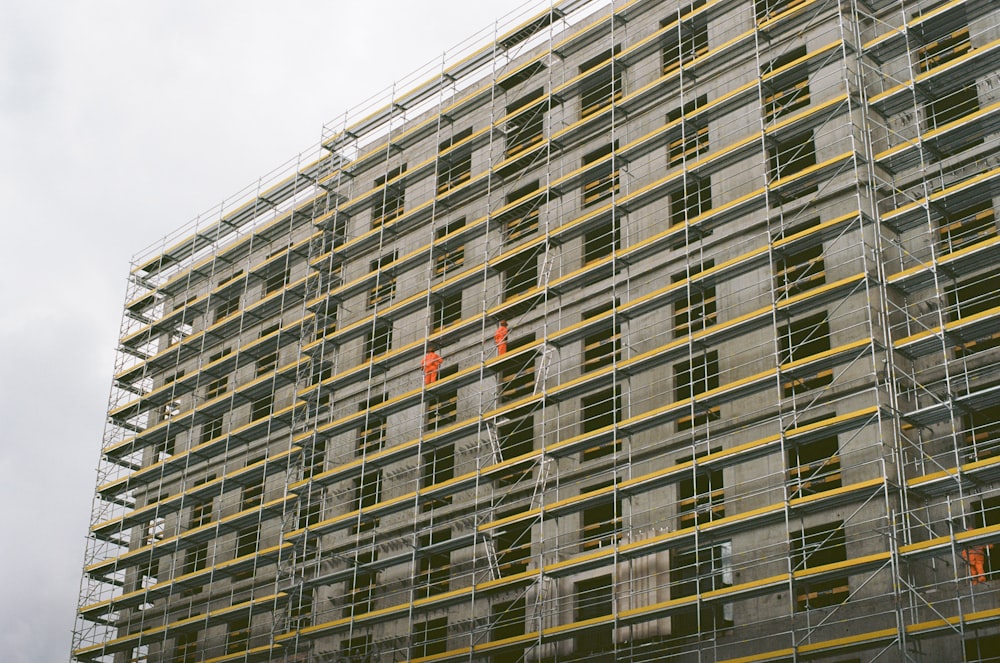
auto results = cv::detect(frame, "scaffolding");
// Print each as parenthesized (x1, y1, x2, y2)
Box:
(72, 0, 1000, 661)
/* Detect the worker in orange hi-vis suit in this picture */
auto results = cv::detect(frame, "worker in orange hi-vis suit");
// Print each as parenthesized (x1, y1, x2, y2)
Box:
(421, 347, 443, 385)
(494, 320, 509, 356)
(962, 528, 993, 584)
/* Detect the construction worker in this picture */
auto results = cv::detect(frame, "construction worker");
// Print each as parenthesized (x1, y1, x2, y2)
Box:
(961, 527, 993, 584)
(494, 320, 509, 356)
(421, 346, 443, 385)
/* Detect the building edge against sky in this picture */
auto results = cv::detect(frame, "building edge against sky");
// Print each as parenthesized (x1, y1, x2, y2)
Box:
(72, 0, 1000, 661)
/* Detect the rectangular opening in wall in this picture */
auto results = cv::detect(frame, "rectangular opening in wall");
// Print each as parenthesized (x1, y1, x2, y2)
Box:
(774, 231, 825, 299)
(497, 414, 534, 486)
(340, 634, 373, 662)
(491, 597, 526, 652)
(938, 200, 996, 253)
(505, 88, 546, 159)
(583, 216, 621, 264)
(963, 403, 1000, 463)
(762, 45, 809, 123)
(368, 251, 398, 309)
(926, 84, 981, 143)
(579, 46, 622, 118)
(670, 177, 712, 230)
(787, 415, 841, 498)
(437, 127, 473, 194)
(500, 333, 537, 403)
(502, 247, 541, 300)
(502, 180, 542, 242)
(364, 319, 393, 358)
(667, 94, 709, 166)
(581, 141, 619, 208)
(421, 443, 454, 510)
(200, 416, 223, 444)
(413, 617, 448, 658)
(582, 300, 621, 372)
(495, 508, 532, 576)
(674, 351, 720, 430)
(779, 312, 833, 397)
(677, 448, 724, 528)
(755, 0, 805, 22)
(768, 132, 817, 193)
(791, 521, 848, 610)
(256, 324, 280, 376)
(672, 261, 716, 337)
(352, 472, 382, 533)
(213, 294, 241, 324)
(662, 1, 708, 74)
(434, 217, 466, 277)
(343, 554, 377, 617)
(670, 541, 733, 636)
(358, 393, 386, 456)
(372, 164, 406, 228)
(263, 266, 289, 296)
(226, 615, 250, 654)
(250, 393, 273, 421)
(581, 480, 621, 550)
(241, 457, 266, 509)
(917, 23, 970, 73)
(575, 574, 613, 653)
(433, 291, 463, 331)
(172, 631, 198, 663)
(416, 529, 451, 597)
(581, 386, 622, 460)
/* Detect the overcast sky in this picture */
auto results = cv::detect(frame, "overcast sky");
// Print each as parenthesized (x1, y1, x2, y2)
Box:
(0, 2, 532, 660)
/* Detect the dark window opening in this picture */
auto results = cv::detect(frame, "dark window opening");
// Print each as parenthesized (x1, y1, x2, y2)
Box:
(580, 47, 623, 118)
(677, 449, 724, 529)
(583, 217, 621, 264)
(298, 495, 322, 529)
(495, 509, 533, 576)
(938, 200, 996, 254)
(368, 251, 398, 309)
(200, 416, 224, 444)
(779, 313, 834, 397)
(502, 248, 540, 300)
(964, 404, 1000, 463)
(182, 542, 207, 576)
(581, 480, 622, 551)
(372, 164, 406, 228)
(303, 440, 326, 479)
(172, 631, 198, 663)
(256, 324, 280, 377)
(340, 635, 373, 663)
(755, 0, 805, 22)
(670, 541, 733, 636)
(422, 443, 455, 510)
(500, 333, 538, 403)
(787, 416, 841, 498)
(662, 1, 708, 74)
(670, 177, 712, 227)
(505, 89, 546, 158)
(351, 472, 382, 533)
(674, 351, 721, 430)
(437, 127, 474, 194)
(226, 616, 251, 654)
(264, 267, 290, 296)
(667, 94, 709, 166)
(769, 132, 817, 189)
(250, 393, 273, 421)
(917, 25, 970, 73)
(762, 46, 810, 123)
(791, 521, 848, 610)
(497, 415, 535, 486)
(413, 617, 449, 658)
(672, 261, 716, 337)
(582, 300, 621, 372)
(343, 553, 377, 618)
(503, 181, 542, 242)
(581, 386, 622, 460)
(213, 294, 241, 324)
(926, 83, 980, 139)
(435, 218, 466, 277)
(288, 589, 314, 631)
(775, 242, 826, 299)
(433, 291, 463, 331)
(582, 142, 620, 207)
(358, 393, 386, 457)
(491, 597, 527, 659)
(416, 529, 451, 598)
(575, 574, 614, 653)
(365, 320, 393, 358)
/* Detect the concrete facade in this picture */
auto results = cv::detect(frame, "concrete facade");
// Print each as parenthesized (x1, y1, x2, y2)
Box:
(73, 0, 1000, 661)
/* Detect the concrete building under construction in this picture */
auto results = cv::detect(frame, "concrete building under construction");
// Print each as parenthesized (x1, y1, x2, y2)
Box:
(71, 0, 1000, 661)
